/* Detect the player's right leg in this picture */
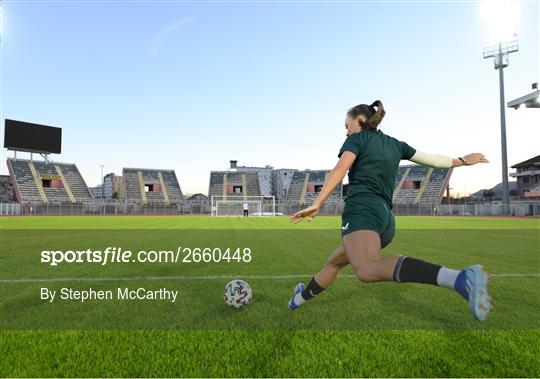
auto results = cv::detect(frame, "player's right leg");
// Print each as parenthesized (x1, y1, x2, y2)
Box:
(453, 264, 491, 321)
(342, 230, 492, 321)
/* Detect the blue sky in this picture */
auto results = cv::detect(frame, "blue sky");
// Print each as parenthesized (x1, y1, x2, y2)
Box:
(1, 0, 538, 196)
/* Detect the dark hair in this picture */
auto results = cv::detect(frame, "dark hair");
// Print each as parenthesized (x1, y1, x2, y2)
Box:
(347, 100, 385, 131)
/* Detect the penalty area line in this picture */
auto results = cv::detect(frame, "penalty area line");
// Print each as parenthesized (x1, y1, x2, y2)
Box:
(1, 273, 539, 284)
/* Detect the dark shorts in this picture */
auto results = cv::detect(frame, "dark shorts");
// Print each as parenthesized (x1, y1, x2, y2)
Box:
(341, 196, 395, 249)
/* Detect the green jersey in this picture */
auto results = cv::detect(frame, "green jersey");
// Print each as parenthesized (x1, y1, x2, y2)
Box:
(338, 130, 416, 208)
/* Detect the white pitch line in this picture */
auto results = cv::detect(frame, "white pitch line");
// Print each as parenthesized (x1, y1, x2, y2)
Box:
(1, 273, 539, 284)
(489, 273, 540, 277)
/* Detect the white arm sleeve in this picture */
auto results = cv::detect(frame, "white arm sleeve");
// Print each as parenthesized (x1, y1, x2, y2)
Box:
(409, 150, 453, 168)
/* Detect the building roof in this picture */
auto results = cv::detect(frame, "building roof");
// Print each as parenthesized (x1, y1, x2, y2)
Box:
(187, 193, 208, 200)
(511, 155, 540, 168)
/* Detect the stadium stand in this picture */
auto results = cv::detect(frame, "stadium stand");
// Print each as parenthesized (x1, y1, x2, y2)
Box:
(0, 175, 14, 202)
(284, 171, 306, 203)
(273, 169, 296, 201)
(122, 168, 183, 205)
(419, 168, 452, 204)
(281, 166, 449, 206)
(7, 158, 92, 203)
(208, 171, 261, 199)
(393, 164, 452, 205)
(523, 181, 540, 198)
(236, 165, 274, 197)
(285, 170, 342, 205)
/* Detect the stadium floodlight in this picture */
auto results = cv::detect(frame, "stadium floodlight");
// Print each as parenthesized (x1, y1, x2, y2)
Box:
(481, 0, 519, 62)
(481, 0, 520, 213)
(507, 83, 540, 109)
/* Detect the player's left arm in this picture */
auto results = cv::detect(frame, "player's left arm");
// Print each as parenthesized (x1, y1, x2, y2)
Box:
(290, 152, 356, 224)
(410, 151, 489, 168)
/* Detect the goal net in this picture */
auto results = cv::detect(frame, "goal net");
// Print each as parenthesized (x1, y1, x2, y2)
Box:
(211, 196, 276, 217)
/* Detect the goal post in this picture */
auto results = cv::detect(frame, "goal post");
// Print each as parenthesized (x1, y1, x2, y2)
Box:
(211, 195, 276, 216)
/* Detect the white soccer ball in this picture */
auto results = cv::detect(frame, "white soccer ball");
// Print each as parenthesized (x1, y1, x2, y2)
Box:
(224, 279, 252, 309)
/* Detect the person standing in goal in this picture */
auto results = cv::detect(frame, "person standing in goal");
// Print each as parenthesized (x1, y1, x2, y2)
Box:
(288, 100, 492, 321)
(243, 202, 249, 217)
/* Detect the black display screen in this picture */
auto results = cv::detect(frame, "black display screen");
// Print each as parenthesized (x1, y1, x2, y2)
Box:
(4, 119, 62, 154)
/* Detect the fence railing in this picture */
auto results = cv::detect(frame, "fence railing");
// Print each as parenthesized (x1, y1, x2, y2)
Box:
(1, 201, 539, 217)
(392, 203, 540, 217)
(0, 203, 21, 216)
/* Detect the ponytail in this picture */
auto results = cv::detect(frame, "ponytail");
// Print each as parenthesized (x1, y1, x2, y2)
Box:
(366, 100, 385, 130)
(347, 100, 386, 131)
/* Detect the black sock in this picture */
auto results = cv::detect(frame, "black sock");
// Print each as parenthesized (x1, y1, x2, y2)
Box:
(301, 276, 325, 301)
(393, 256, 441, 285)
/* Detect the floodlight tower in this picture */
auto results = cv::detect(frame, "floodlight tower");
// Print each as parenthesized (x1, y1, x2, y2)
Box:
(100, 164, 105, 199)
(0, 4, 3, 43)
(481, 0, 519, 213)
(1, 2, 4, 149)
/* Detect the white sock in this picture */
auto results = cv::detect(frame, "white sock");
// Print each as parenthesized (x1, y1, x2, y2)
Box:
(293, 292, 306, 306)
(437, 267, 460, 289)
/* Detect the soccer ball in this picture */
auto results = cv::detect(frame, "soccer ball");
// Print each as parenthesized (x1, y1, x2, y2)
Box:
(224, 279, 252, 309)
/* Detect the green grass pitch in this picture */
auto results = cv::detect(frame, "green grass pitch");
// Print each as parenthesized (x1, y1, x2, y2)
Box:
(1, 216, 539, 377)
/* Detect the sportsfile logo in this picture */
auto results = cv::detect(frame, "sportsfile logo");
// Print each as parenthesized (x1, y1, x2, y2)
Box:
(40, 247, 253, 266)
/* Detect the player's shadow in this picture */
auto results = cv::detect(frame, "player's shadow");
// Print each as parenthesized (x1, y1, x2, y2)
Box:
(350, 282, 483, 330)
(273, 279, 484, 331)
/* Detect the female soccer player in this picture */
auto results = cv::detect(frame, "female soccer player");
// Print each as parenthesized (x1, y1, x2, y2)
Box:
(289, 100, 492, 321)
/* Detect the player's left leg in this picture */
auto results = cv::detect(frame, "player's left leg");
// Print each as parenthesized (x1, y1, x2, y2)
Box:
(315, 243, 349, 288)
(288, 244, 349, 310)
